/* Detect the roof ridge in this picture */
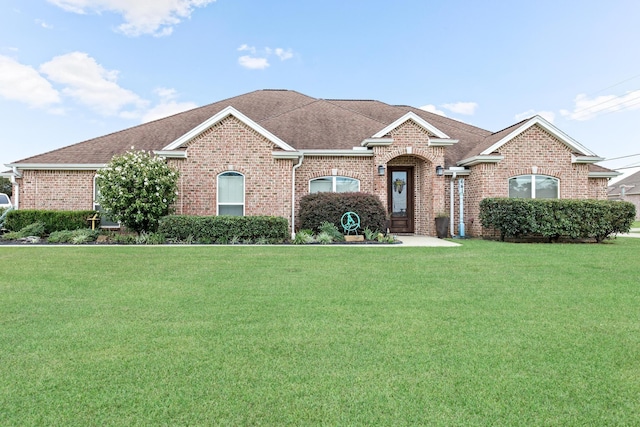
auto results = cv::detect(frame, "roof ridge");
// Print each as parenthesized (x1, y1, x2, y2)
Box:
(257, 97, 321, 122)
(322, 99, 396, 127)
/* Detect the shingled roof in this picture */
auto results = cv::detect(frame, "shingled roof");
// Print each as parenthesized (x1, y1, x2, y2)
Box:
(7, 89, 605, 169)
(609, 169, 640, 196)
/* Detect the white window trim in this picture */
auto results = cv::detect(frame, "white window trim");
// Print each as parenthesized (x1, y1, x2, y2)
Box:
(509, 174, 560, 199)
(309, 176, 360, 193)
(217, 171, 245, 216)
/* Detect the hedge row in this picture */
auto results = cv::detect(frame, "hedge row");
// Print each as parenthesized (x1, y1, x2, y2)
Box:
(4, 209, 97, 233)
(158, 215, 289, 243)
(479, 198, 636, 242)
(298, 192, 387, 233)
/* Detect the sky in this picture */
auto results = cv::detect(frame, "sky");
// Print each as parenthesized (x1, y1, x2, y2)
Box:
(2, 0, 640, 181)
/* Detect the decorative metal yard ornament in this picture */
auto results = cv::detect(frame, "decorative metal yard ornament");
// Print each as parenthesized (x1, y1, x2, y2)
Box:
(341, 211, 361, 235)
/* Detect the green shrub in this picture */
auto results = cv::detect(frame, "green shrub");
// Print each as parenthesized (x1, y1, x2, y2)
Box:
(47, 229, 99, 244)
(298, 192, 386, 234)
(97, 150, 179, 233)
(1, 222, 46, 240)
(135, 231, 166, 245)
(4, 210, 96, 233)
(318, 221, 345, 242)
(293, 229, 315, 244)
(158, 215, 289, 244)
(480, 198, 636, 242)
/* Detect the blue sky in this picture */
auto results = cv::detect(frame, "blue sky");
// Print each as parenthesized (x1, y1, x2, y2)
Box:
(2, 0, 640, 179)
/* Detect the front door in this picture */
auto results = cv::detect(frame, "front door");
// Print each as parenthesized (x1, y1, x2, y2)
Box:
(388, 167, 414, 233)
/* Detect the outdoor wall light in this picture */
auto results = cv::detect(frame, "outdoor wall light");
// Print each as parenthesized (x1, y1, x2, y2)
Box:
(435, 165, 444, 176)
(377, 165, 386, 176)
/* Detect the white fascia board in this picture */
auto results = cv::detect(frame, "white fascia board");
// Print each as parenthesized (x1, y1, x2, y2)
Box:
(481, 116, 597, 156)
(300, 149, 374, 157)
(429, 138, 459, 147)
(361, 138, 394, 147)
(572, 155, 605, 164)
(589, 171, 621, 178)
(457, 155, 504, 166)
(272, 151, 302, 159)
(162, 106, 296, 152)
(372, 112, 449, 139)
(7, 163, 105, 170)
(444, 168, 470, 176)
(154, 150, 187, 159)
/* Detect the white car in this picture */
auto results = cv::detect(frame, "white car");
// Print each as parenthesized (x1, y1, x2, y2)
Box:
(0, 193, 12, 210)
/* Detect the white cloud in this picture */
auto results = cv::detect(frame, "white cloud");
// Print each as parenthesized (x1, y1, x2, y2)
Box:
(47, 0, 217, 37)
(141, 87, 197, 122)
(237, 44, 256, 54)
(515, 109, 556, 123)
(560, 91, 640, 121)
(39, 51, 147, 117)
(0, 55, 61, 109)
(237, 45, 294, 70)
(419, 104, 447, 117)
(36, 19, 54, 29)
(274, 48, 293, 61)
(238, 55, 270, 70)
(442, 102, 478, 115)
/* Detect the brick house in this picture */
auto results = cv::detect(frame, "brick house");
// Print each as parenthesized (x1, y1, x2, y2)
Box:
(608, 170, 640, 220)
(5, 89, 618, 236)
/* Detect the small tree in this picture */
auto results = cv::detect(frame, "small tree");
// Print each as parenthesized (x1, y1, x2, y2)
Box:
(96, 150, 179, 233)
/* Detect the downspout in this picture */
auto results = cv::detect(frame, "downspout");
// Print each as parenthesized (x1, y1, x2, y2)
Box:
(291, 154, 304, 240)
(450, 172, 456, 237)
(458, 177, 465, 238)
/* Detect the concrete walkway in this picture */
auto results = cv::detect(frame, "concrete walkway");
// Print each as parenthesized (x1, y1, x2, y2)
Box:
(619, 228, 640, 238)
(395, 235, 461, 247)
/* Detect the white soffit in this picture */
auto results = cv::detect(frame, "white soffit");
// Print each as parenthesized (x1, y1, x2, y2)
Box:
(163, 106, 296, 152)
(481, 115, 597, 157)
(372, 112, 450, 139)
(6, 163, 105, 170)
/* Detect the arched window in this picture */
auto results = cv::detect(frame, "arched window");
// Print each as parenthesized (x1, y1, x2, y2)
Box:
(509, 175, 559, 199)
(309, 176, 360, 193)
(218, 171, 244, 215)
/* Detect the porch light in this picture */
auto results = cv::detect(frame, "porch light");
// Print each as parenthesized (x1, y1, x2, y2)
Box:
(435, 165, 444, 176)
(377, 165, 386, 176)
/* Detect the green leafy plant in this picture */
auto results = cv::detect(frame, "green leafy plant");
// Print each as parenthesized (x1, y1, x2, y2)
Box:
(293, 229, 315, 244)
(4, 210, 96, 233)
(135, 231, 166, 245)
(363, 227, 377, 241)
(47, 229, 99, 244)
(316, 231, 333, 244)
(319, 221, 345, 242)
(96, 150, 179, 233)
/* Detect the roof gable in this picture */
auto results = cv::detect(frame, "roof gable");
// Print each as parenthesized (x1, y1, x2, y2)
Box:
(163, 106, 296, 152)
(480, 115, 597, 157)
(372, 111, 450, 139)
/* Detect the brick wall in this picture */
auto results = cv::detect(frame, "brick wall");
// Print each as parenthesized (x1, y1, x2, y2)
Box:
(170, 115, 294, 222)
(372, 120, 446, 236)
(452, 124, 608, 236)
(17, 169, 95, 210)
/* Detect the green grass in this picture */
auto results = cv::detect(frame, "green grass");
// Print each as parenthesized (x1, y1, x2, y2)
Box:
(632, 220, 640, 230)
(1, 239, 639, 425)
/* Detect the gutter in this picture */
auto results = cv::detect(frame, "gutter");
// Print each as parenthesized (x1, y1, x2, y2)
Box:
(11, 167, 20, 209)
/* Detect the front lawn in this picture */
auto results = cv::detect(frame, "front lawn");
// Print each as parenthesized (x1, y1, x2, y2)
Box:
(1, 239, 639, 425)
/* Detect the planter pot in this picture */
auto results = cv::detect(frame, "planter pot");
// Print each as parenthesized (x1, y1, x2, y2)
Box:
(435, 217, 449, 238)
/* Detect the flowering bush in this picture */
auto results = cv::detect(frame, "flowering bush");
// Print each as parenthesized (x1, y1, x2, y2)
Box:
(96, 150, 179, 233)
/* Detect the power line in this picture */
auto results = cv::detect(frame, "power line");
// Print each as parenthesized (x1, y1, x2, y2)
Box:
(588, 73, 640, 97)
(568, 89, 640, 117)
(601, 153, 640, 162)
